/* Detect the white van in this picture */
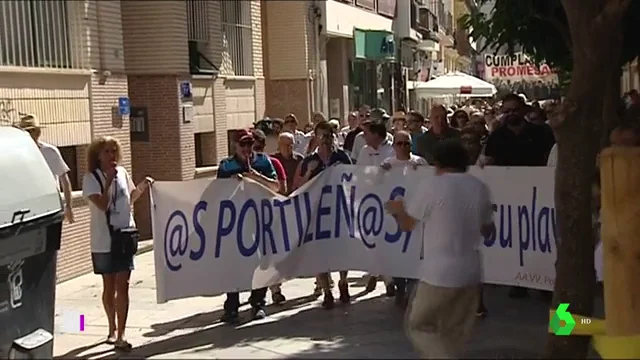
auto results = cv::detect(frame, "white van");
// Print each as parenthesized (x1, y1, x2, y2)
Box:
(0, 126, 64, 358)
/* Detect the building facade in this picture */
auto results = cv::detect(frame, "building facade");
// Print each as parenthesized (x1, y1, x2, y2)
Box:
(0, 0, 132, 281)
(263, 0, 407, 125)
(0, 0, 266, 282)
(122, 0, 265, 242)
(261, 0, 467, 122)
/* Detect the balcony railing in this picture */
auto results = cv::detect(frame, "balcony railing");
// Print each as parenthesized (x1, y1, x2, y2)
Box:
(186, 0, 218, 75)
(416, 7, 438, 32)
(0, 0, 86, 69)
(340, 0, 398, 19)
(187, 0, 208, 42)
(221, 0, 253, 76)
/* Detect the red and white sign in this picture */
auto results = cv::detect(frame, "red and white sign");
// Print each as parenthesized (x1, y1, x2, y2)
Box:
(483, 53, 558, 84)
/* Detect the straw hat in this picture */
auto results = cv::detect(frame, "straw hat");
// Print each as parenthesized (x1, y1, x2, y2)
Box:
(17, 114, 44, 130)
(392, 111, 406, 120)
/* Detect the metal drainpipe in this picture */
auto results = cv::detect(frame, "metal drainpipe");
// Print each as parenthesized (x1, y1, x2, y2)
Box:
(312, 0, 322, 115)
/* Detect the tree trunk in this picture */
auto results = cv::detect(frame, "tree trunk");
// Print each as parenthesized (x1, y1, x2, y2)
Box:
(545, 1, 628, 358)
(602, 66, 623, 146)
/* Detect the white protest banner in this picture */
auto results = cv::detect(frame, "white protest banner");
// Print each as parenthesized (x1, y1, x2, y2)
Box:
(483, 52, 558, 85)
(150, 165, 587, 304)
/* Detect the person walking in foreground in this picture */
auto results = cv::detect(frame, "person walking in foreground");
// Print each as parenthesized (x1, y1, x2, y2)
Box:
(217, 129, 280, 323)
(83, 136, 153, 351)
(385, 139, 495, 359)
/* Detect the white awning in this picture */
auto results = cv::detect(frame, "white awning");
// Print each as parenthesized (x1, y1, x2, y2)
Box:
(413, 72, 497, 97)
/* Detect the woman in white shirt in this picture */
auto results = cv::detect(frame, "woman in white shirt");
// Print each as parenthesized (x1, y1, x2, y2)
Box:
(82, 136, 152, 351)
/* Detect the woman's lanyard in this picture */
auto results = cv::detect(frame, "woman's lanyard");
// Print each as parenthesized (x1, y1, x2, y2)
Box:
(99, 170, 119, 215)
(318, 152, 333, 168)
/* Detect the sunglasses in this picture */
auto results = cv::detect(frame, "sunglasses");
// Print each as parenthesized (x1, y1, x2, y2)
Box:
(284, 120, 296, 125)
(239, 140, 254, 148)
(394, 141, 411, 147)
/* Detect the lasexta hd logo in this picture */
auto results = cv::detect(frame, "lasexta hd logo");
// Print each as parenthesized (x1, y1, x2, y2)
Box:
(550, 303, 576, 336)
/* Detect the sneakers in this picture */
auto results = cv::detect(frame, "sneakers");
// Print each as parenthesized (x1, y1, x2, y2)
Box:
(221, 308, 267, 323)
(252, 307, 267, 320)
(338, 281, 350, 304)
(271, 291, 286, 305)
(220, 311, 239, 324)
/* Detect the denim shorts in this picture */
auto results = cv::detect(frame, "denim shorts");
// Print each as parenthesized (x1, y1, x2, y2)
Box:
(91, 252, 135, 275)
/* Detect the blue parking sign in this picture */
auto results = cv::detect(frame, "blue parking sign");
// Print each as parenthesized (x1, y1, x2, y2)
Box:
(180, 81, 192, 99)
(118, 97, 130, 116)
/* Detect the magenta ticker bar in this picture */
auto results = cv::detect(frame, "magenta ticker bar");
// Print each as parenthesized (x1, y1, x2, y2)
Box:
(80, 314, 85, 331)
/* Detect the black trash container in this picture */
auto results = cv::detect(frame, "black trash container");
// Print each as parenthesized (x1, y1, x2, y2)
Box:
(0, 211, 63, 359)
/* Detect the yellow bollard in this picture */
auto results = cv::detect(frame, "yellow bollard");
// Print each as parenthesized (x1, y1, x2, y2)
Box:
(593, 147, 640, 358)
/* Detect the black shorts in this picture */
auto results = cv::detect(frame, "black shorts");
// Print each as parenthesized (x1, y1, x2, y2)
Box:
(91, 252, 135, 275)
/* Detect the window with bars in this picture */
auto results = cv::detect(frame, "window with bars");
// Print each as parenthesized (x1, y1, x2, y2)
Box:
(221, 1, 253, 77)
(0, 0, 83, 69)
(186, 0, 218, 75)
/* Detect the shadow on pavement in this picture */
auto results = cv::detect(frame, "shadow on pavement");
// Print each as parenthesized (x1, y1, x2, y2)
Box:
(142, 293, 320, 337)
(55, 286, 605, 359)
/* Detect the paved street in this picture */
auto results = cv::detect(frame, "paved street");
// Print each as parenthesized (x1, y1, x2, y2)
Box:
(53, 250, 587, 359)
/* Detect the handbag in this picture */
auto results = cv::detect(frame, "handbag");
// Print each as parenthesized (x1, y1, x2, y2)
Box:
(92, 170, 139, 257)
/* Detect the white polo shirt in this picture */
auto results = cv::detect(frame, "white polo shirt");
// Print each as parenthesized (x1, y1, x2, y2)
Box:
(352, 132, 393, 161)
(356, 139, 395, 166)
(381, 154, 428, 168)
(406, 172, 494, 288)
(38, 141, 70, 188)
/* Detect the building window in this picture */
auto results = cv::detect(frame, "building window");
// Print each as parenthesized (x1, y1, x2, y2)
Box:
(221, 1, 253, 76)
(227, 130, 238, 156)
(186, 0, 218, 75)
(0, 0, 84, 69)
(59, 145, 81, 191)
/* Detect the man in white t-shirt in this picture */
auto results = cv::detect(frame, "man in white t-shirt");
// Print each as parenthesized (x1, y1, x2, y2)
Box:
(18, 114, 74, 223)
(385, 139, 495, 359)
(381, 130, 428, 170)
(352, 108, 393, 161)
(283, 113, 311, 154)
(355, 120, 395, 166)
(355, 119, 396, 293)
(380, 130, 427, 307)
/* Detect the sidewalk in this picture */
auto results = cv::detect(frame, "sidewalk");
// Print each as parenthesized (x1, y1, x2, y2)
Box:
(54, 251, 556, 359)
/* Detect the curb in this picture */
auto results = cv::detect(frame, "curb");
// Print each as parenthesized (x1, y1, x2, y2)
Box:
(136, 240, 154, 256)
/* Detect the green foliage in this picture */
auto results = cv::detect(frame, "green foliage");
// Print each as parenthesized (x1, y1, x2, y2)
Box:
(461, 0, 640, 73)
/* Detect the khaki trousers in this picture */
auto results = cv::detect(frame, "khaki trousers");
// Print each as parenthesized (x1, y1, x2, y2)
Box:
(405, 281, 479, 359)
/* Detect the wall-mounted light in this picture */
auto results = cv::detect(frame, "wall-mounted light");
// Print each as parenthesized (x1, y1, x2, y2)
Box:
(98, 70, 111, 85)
